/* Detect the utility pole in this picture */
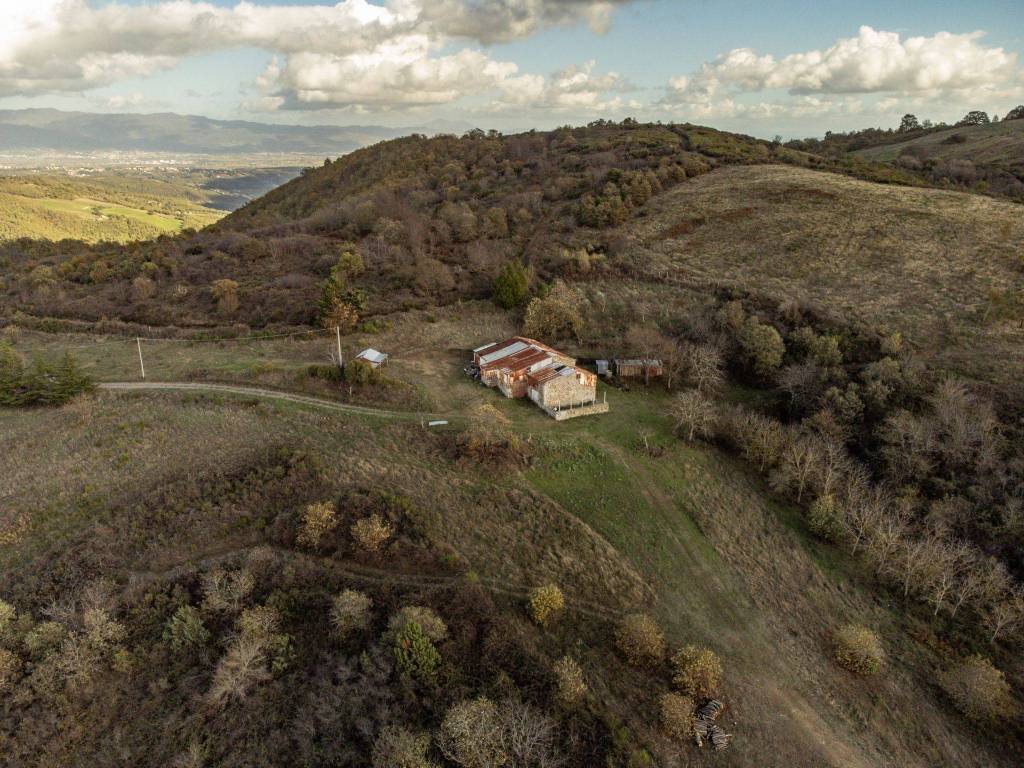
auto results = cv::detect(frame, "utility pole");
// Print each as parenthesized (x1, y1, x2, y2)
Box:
(136, 337, 146, 379)
(336, 326, 343, 369)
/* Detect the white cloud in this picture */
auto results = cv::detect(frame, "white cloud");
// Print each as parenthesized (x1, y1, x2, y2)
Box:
(100, 91, 147, 110)
(661, 26, 1020, 120)
(0, 0, 633, 112)
(258, 36, 534, 110)
(495, 60, 633, 112)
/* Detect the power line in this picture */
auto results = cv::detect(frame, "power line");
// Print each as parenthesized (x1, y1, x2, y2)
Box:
(136, 328, 329, 343)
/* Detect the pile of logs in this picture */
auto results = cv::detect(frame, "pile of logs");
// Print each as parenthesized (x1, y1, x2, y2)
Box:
(693, 699, 731, 752)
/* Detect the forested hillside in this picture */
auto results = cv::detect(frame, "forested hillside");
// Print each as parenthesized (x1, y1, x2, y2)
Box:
(0, 121, 924, 328)
(3, 118, 1024, 767)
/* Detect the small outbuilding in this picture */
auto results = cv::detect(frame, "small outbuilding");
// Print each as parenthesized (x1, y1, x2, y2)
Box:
(614, 358, 663, 379)
(354, 348, 388, 368)
(595, 359, 610, 376)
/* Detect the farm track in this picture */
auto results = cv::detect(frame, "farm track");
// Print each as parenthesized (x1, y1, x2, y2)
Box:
(127, 543, 624, 622)
(98, 381, 450, 421)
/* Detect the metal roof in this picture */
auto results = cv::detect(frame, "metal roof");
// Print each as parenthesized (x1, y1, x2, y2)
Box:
(615, 358, 662, 367)
(479, 340, 528, 365)
(528, 364, 584, 387)
(355, 348, 388, 364)
(492, 347, 550, 373)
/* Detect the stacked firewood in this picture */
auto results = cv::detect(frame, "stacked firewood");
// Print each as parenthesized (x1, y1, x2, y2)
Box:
(693, 699, 731, 751)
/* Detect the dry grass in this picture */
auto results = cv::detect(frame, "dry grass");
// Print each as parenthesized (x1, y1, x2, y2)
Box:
(2, 301, 1019, 767)
(625, 164, 1024, 392)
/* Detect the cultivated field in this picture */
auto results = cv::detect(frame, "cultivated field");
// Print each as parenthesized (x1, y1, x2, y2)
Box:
(621, 164, 1024, 394)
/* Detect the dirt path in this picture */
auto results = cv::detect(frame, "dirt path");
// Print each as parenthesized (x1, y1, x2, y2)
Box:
(127, 542, 624, 622)
(98, 381, 450, 420)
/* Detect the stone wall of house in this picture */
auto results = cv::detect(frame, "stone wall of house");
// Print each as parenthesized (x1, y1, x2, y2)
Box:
(546, 401, 610, 420)
(540, 373, 595, 409)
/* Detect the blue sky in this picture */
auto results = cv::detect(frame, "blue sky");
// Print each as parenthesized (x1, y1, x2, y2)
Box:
(1, 0, 1022, 138)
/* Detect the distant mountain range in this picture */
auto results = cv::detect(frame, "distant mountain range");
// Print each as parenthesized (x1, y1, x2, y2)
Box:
(0, 109, 473, 156)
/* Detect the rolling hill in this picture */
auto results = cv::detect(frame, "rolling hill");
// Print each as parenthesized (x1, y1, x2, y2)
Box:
(0, 109, 405, 155)
(0, 173, 225, 242)
(854, 118, 1024, 168)
(2, 119, 1023, 767)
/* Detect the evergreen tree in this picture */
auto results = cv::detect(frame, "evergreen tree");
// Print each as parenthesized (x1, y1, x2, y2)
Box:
(492, 261, 529, 309)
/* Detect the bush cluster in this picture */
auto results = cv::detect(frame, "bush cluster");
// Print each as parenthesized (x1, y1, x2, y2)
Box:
(527, 584, 565, 627)
(614, 614, 665, 667)
(832, 625, 884, 675)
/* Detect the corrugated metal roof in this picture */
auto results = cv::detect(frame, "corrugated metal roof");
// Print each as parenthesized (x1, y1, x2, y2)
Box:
(493, 347, 550, 373)
(528, 364, 582, 387)
(479, 340, 528, 365)
(615, 358, 662, 367)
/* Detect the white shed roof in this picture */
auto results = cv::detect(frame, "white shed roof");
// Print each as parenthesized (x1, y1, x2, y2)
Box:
(356, 348, 388, 364)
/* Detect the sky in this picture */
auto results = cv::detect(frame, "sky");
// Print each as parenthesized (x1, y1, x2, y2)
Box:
(0, 0, 1022, 138)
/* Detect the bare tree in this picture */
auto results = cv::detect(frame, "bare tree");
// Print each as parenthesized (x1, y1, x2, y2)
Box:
(890, 530, 944, 599)
(925, 540, 969, 616)
(864, 499, 911, 571)
(682, 342, 725, 393)
(983, 586, 1024, 644)
(774, 434, 818, 503)
(670, 390, 717, 442)
(843, 484, 892, 556)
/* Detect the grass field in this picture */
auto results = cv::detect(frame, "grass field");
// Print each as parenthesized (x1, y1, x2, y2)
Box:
(621, 164, 1024, 392)
(854, 119, 1024, 166)
(0, 174, 224, 242)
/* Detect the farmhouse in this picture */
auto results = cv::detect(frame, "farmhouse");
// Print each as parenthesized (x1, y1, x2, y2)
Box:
(471, 336, 608, 420)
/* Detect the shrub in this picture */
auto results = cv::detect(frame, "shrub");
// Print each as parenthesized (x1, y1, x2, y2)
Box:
(670, 645, 722, 697)
(351, 513, 393, 553)
(344, 358, 380, 386)
(437, 697, 507, 768)
(528, 584, 565, 627)
(807, 494, 843, 542)
(522, 281, 583, 342)
(211, 278, 240, 314)
(737, 317, 785, 378)
(832, 625, 883, 675)
(393, 621, 441, 682)
(201, 568, 255, 614)
(658, 692, 694, 741)
(237, 605, 281, 641)
(372, 725, 437, 768)
(615, 613, 665, 667)
(0, 648, 20, 693)
(163, 605, 210, 651)
(131, 275, 156, 302)
(208, 634, 270, 705)
(553, 655, 587, 708)
(331, 590, 373, 639)
(492, 261, 529, 309)
(0, 599, 15, 640)
(388, 606, 447, 643)
(23, 621, 65, 660)
(83, 607, 126, 651)
(297, 500, 339, 550)
(938, 655, 1013, 722)
(0, 351, 93, 407)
